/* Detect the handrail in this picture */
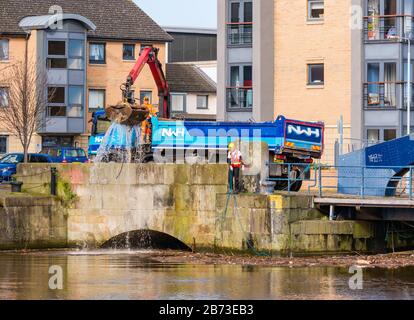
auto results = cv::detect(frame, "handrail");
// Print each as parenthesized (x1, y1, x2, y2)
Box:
(267, 163, 414, 199)
(364, 81, 405, 85)
(226, 22, 254, 25)
(226, 86, 253, 89)
(364, 14, 414, 19)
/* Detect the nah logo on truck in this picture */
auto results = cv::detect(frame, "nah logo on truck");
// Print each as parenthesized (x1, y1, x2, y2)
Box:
(287, 125, 320, 139)
(161, 128, 186, 138)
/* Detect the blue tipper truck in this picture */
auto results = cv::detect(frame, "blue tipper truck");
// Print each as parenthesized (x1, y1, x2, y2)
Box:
(89, 110, 325, 191)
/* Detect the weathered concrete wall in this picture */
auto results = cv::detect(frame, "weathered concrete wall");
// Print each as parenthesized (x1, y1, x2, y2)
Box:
(17, 164, 228, 249)
(12, 164, 395, 254)
(0, 194, 67, 250)
(215, 193, 376, 254)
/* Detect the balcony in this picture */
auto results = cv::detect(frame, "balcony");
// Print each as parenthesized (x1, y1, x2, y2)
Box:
(364, 15, 414, 42)
(363, 82, 414, 110)
(226, 87, 253, 111)
(227, 23, 253, 46)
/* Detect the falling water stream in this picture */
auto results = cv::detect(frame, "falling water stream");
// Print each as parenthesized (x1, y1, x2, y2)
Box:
(94, 122, 144, 164)
(90, 121, 154, 251)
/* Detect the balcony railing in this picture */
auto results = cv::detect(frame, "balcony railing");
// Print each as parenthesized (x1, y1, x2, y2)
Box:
(363, 82, 414, 109)
(227, 22, 253, 46)
(364, 15, 414, 42)
(227, 87, 253, 111)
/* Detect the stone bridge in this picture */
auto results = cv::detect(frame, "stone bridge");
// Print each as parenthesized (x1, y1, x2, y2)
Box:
(3, 162, 391, 254)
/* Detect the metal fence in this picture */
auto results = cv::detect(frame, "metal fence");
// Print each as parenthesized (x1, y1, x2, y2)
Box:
(267, 163, 414, 199)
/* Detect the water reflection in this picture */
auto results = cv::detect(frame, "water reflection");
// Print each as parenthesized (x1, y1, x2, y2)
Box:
(0, 251, 413, 300)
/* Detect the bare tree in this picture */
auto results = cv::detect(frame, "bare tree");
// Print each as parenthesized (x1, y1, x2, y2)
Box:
(0, 53, 53, 163)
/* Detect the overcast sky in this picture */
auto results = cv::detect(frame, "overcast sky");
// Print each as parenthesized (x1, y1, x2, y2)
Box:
(134, 0, 217, 29)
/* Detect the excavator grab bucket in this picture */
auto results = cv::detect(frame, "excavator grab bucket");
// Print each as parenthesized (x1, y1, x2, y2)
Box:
(105, 102, 149, 127)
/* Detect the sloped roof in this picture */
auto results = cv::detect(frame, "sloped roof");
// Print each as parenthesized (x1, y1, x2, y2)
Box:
(0, 0, 172, 42)
(166, 64, 216, 94)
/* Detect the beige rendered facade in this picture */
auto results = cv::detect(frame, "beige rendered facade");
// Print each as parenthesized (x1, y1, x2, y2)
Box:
(0, 35, 43, 154)
(218, 0, 364, 163)
(275, 0, 362, 163)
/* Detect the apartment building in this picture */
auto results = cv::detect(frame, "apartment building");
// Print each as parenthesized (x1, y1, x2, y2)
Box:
(0, 0, 172, 154)
(217, 0, 275, 123)
(219, 0, 414, 163)
(217, 0, 360, 162)
(363, 0, 414, 143)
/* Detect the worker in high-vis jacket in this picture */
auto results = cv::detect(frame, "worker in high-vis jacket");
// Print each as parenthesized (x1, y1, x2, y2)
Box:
(141, 96, 158, 144)
(228, 142, 244, 194)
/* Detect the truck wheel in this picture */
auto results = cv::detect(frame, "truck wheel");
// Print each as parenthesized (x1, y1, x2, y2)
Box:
(274, 169, 303, 192)
(290, 169, 303, 192)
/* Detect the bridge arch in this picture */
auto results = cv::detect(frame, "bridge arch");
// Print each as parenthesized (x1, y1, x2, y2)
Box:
(100, 230, 192, 251)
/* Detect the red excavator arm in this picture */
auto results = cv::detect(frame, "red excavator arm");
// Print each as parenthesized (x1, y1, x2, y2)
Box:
(121, 46, 170, 119)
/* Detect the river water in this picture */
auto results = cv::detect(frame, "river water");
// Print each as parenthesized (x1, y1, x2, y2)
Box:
(0, 250, 413, 300)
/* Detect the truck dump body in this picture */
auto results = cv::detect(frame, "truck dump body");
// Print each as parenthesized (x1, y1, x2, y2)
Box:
(89, 111, 324, 160)
(152, 116, 324, 159)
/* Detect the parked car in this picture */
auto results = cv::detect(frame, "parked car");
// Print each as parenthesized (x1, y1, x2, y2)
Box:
(42, 147, 89, 163)
(0, 153, 53, 182)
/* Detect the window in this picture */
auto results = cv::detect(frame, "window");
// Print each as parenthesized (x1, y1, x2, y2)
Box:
(48, 87, 65, 104)
(308, 64, 324, 85)
(384, 62, 396, 107)
(68, 39, 84, 70)
(384, 129, 397, 141)
(197, 95, 209, 109)
(228, 64, 253, 109)
(68, 86, 83, 118)
(171, 94, 186, 112)
(0, 39, 9, 60)
(88, 89, 105, 111)
(0, 136, 8, 154)
(308, 0, 324, 20)
(367, 63, 380, 105)
(48, 41, 66, 56)
(69, 40, 84, 57)
(48, 106, 66, 117)
(367, 129, 380, 143)
(230, 2, 240, 23)
(123, 44, 135, 60)
(47, 58, 67, 69)
(0, 87, 9, 107)
(48, 87, 66, 117)
(228, 2, 252, 46)
(89, 43, 106, 64)
(244, 2, 253, 23)
(140, 91, 152, 104)
(47, 40, 67, 69)
(69, 86, 83, 105)
(366, 62, 397, 107)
